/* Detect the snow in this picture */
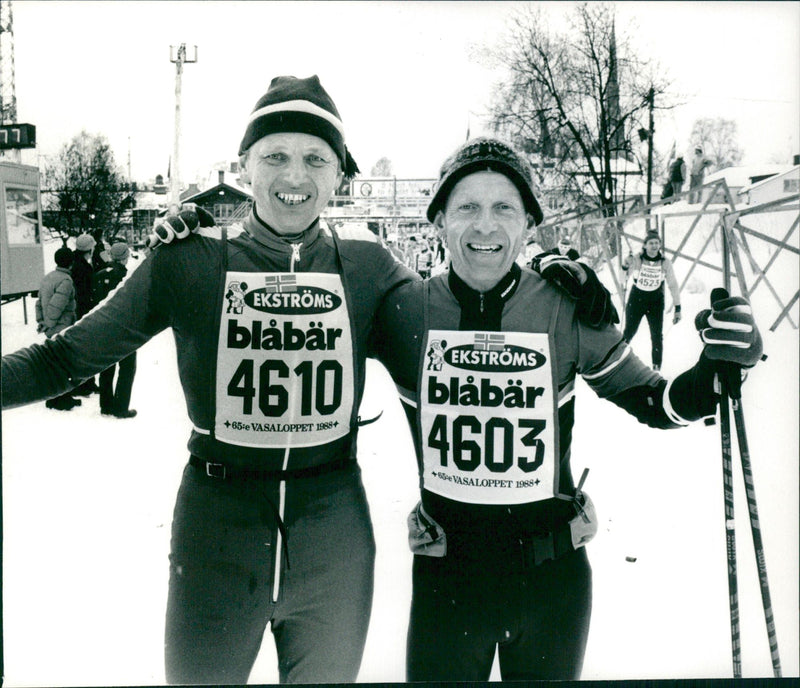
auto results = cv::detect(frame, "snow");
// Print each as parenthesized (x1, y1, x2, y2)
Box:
(2, 237, 798, 685)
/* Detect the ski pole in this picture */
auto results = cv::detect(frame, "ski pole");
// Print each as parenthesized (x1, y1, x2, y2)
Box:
(718, 371, 742, 678)
(709, 285, 781, 677)
(729, 388, 782, 676)
(709, 287, 741, 678)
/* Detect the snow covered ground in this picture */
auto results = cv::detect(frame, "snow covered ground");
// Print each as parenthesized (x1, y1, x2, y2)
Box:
(2, 234, 798, 685)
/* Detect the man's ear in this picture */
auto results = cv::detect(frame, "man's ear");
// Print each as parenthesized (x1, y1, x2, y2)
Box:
(238, 153, 251, 185)
(433, 211, 448, 243)
(526, 213, 537, 230)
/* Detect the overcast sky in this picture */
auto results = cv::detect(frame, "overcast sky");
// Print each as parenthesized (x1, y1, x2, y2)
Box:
(10, 1, 800, 183)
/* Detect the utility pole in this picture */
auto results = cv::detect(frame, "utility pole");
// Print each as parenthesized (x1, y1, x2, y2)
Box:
(646, 85, 654, 206)
(169, 43, 197, 208)
(0, 0, 20, 162)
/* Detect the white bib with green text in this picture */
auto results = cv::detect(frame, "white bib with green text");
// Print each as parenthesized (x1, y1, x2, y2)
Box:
(214, 271, 354, 447)
(419, 330, 558, 505)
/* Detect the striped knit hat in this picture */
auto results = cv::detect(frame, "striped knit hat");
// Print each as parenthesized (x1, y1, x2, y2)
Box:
(238, 75, 359, 179)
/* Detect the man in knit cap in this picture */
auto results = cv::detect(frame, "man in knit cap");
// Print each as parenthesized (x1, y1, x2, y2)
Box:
(35, 246, 81, 410)
(370, 136, 764, 681)
(2, 74, 415, 685)
(92, 242, 137, 418)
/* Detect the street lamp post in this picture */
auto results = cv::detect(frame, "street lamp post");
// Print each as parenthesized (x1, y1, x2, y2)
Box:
(169, 43, 197, 209)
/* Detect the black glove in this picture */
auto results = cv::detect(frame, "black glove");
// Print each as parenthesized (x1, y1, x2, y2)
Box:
(695, 290, 763, 368)
(672, 304, 682, 325)
(531, 254, 619, 327)
(695, 288, 764, 400)
(147, 204, 216, 248)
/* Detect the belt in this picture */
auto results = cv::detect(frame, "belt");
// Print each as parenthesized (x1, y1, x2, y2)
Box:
(520, 525, 575, 567)
(189, 455, 351, 482)
(446, 523, 575, 569)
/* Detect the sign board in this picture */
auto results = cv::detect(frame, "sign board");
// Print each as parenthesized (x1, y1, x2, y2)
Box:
(351, 178, 436, 199)
(0, 124, 36, 150)
(1, 161, 45, 298)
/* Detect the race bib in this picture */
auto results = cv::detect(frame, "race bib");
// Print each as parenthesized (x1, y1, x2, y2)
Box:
(635, 262, 664, 291)
(419, 330, 558, 505)
(214, 272, 355, 447)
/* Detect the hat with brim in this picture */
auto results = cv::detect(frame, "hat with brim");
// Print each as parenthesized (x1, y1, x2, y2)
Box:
(426, 137, 544, 225)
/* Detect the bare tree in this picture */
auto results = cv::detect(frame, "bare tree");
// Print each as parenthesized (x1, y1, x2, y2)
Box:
(370, 156, 394, 177)
(689, 117, 744, 169)
(42, 131, 136, 243)
(478, 2, 674, 219)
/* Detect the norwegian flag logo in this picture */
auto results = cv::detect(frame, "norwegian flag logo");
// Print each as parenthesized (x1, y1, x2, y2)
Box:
(263, 274, 297, 293)
(474, 332, 505, 351)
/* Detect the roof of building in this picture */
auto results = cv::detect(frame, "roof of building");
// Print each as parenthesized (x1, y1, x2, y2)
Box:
(705, 164, 796, 188)
(739, 164, 800, 193)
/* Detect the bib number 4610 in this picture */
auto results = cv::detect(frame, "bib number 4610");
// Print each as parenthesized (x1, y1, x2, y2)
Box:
(427, 414, 546, 473)
(227, 358, 343, 417)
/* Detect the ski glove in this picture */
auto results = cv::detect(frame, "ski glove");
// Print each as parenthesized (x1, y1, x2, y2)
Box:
(147, 204, 216, 248)
(694, 292, 762, 368)
(531, 254, 619, 327)
(672, 304, 682, 325)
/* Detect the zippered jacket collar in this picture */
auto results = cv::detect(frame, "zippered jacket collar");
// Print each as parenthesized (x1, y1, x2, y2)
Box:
(448, 263, 521, 330)
(242, 206, 322, 255)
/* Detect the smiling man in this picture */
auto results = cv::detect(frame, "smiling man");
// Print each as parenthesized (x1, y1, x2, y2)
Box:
(370, 137, 764, 681)
(2, 75, 417, 685)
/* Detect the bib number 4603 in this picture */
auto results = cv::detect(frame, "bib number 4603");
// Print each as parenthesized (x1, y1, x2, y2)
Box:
(427, 414, 546, 473)
(227, 358, 343, 417)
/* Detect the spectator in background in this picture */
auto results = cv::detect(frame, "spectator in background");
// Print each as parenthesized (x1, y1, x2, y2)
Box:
(433, 237, 446, 266)
(415, 239, 433, 278)
(668, 155, 686, 198)
(71, 233, 99, 396)
(92, 242, 138, 419)
(688, 146, 713, 204)
(35, 246, 81, 411)
(536, 233, 580, 262)
(91, 233, 110, 270)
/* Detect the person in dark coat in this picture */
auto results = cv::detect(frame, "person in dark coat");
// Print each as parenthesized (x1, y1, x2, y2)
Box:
(92, 242, 137, 418)
(71, 233, 100, 395)
(36, 246, 82, 410)
(668, 156, 686, 197)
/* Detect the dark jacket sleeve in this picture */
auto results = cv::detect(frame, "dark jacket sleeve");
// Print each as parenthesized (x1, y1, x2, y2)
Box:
(2, 255, 169, 408)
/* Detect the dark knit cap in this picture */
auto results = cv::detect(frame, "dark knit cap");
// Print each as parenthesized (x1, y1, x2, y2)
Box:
(54, 246, 73, 268)
(427, 137, 544, 225)
(239, 75, 359, 179)
(644, 230, 661, 243)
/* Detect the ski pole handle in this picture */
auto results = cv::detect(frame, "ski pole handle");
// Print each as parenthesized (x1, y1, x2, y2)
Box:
(710, 288, 743, 400)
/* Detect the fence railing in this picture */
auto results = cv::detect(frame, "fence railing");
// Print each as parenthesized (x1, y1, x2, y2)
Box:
(537, 179, 799, 331)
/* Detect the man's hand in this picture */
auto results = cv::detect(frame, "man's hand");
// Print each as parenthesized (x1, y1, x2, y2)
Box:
(695, 291, 763, 368)
(532, 254, 619, 327)
(147, 204, 216, 249)
(672, 304, 682, 325)
(531, 254, 584, 297)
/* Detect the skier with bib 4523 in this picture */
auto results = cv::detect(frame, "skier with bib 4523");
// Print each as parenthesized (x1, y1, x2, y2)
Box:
(622, 229, 682, 371)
